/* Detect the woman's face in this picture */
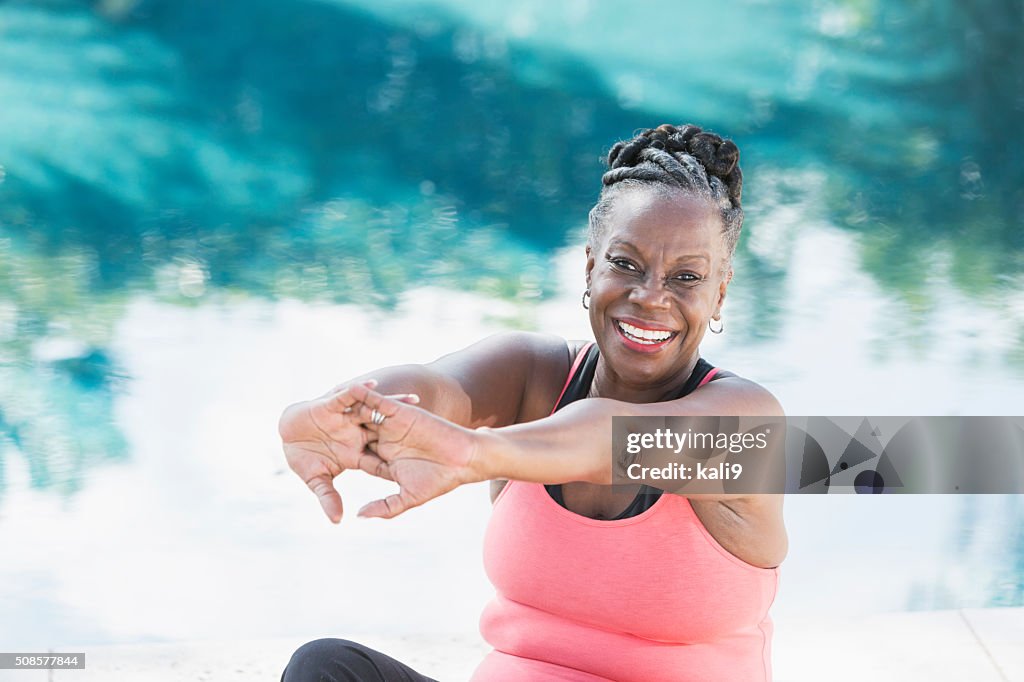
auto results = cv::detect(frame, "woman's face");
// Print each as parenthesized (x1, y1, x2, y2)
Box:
(586, 189, 732, 393)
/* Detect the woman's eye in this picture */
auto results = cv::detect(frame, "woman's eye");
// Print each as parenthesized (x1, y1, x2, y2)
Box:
(672, 273, 703, 285)
(609, 258, 638, 272)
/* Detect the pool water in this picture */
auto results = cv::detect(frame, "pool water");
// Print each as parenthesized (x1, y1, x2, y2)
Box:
(0, 0, 1022, 649)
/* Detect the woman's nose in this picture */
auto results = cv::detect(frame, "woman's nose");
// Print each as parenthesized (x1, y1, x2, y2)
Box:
(629, 275, 671, 309)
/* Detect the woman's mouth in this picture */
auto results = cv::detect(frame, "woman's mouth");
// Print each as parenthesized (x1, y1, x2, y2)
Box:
(615, 320, 677, 352)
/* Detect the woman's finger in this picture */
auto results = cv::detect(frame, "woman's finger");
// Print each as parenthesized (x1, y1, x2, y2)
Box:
(357, 449, 394, 481)
(322, 378, 377, 399)
(305, 473, 344, 524)
(324, 383, 406, 414)
(342, 392, 418, 416)
(344, 385, 400, 414)
(352, 394, 408, 433)
(356, 491, 414, 520)
(327, 384, 366, 411)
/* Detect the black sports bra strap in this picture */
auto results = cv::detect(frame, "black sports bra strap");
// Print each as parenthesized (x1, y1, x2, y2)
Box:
(546, 346, 722, 521)
(553, 343, 600, 412)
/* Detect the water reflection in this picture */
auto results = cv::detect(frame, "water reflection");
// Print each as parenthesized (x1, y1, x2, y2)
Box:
(0, 0, 1021, 494)
(0, 285, 1021, 650)
(0, 0, 1022, 638)
(0, 0, 645, 487)
(1, 0, 1019, 313)
(907, 495, 1024, 610)
(803, 1, 1024, 240)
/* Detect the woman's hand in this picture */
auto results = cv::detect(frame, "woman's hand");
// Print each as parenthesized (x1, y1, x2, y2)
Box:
(338, 383, 483, 519)
(279, 380, 420, 523)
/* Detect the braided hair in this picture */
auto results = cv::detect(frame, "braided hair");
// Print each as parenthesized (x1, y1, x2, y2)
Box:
(588, 124, 744, 258)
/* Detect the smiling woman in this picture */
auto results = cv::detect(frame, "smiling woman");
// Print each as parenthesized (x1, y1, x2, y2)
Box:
(587, 191, 730, 388)
(278, 124, 786, 682)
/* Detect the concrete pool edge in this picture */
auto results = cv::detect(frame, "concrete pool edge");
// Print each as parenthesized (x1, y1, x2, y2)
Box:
(9, 607, 1021, 682)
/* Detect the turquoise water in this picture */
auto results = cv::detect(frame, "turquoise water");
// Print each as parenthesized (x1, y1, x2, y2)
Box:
(0, 0, 1022, 649)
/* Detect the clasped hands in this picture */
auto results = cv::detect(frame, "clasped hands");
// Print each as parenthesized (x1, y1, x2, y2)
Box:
(279, 381, 481, 523)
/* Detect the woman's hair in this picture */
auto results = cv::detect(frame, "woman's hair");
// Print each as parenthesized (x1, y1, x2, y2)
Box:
(588, 124, 744, 257)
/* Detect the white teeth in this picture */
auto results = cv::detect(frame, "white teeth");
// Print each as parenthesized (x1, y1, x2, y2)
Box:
(618, 321, 673, 344)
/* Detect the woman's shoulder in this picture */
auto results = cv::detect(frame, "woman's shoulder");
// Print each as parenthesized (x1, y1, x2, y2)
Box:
(470, 331, 575, 369)
(693, 367, 785, 418)
(427, 331, 569, 370)
(458, 332, 593, 422)
(428, 331, 577, 422)
(516, 333, 582, 422)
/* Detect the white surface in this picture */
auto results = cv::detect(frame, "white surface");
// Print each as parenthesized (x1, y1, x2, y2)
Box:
(1, 608, 1018, 681)
(773, 608, 1022, 682)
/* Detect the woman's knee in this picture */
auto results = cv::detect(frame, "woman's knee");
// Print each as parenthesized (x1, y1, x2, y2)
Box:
(281, 638, 369, 681)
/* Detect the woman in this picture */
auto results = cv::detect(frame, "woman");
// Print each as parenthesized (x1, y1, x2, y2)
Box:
(279, 124, 787, 681)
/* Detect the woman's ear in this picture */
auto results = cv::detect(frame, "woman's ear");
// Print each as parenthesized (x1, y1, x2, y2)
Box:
(585, 244, 594, 289)
(715, 268, 733, 316)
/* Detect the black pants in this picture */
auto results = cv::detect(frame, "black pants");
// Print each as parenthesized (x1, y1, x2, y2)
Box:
(281, 638, 440, 682)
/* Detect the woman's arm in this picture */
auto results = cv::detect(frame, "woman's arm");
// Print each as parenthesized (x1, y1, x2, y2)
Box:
(348, 376, 784, 517)
(306, 331, 570, 428)
(279, 331, 570, 521)
(482, 376, 782, 487)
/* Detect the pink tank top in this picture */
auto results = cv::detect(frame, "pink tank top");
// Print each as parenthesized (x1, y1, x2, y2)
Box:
(470, 346, 780, 681)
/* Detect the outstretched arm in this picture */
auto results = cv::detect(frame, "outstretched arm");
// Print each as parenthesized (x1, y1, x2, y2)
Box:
(279, 331, 571, 522)
(345, 377, 784, 518)
(319, 331, 568, 427)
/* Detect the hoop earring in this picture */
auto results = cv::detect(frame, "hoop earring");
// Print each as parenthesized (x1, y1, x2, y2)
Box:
(582, 289, 591, 309)
(708, 317, 724, 334)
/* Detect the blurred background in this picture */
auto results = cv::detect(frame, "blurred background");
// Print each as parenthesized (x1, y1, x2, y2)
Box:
(0, 0, 1022, 659)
